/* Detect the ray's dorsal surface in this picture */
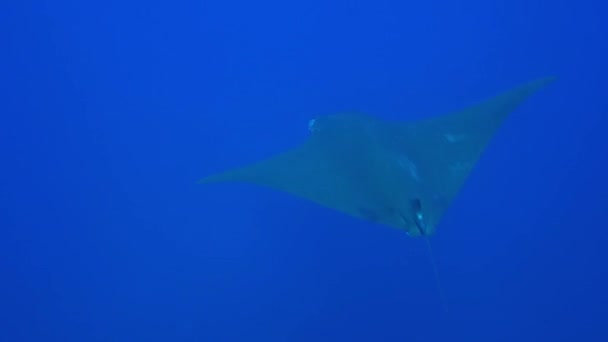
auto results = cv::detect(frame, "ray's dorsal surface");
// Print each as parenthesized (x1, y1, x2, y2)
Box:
(199, 77, 555, 236)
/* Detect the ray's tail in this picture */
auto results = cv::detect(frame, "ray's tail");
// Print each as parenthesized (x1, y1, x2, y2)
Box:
(425, 237, 448, 312)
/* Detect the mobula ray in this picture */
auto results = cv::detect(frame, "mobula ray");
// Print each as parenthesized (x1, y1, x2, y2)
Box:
(200, 77, 555, 237)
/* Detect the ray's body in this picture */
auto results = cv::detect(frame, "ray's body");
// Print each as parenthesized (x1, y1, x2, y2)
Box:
(200, 77, 555, 236)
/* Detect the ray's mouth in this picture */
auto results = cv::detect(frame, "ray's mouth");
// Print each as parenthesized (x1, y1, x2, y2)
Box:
(411, 198, 427, 235)
(398, 198, 428, 236)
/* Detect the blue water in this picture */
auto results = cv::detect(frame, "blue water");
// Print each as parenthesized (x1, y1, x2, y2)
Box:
(2, 1, 607, 341)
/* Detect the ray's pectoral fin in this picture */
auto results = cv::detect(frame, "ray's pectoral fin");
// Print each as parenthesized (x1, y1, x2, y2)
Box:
(198, 132, 376, 220)
(394, 76, 557, 231)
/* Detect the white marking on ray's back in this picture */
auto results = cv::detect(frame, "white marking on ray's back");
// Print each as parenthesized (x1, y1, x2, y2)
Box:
(396, 155, 420, 182)
(444, 133, 466, 143)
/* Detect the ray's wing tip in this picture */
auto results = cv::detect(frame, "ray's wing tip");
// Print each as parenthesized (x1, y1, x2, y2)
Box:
(197, 174, 225, 184)
(197, 169, 248, 184)
(196, 177, 212, 185)
(529, 75, 558, 90)
(510, 76, 557, 100)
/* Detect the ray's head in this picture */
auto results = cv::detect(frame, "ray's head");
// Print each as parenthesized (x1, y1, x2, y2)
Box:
(394, 195, 448, 237)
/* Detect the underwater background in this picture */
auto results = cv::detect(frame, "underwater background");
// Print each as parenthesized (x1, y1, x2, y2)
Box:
(2, 1, 607, 341)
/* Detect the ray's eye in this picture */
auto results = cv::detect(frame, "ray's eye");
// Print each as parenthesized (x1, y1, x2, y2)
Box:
(308, 119, 318, 132)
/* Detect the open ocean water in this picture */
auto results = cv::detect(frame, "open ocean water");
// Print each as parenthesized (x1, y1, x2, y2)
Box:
(1, 1, 607, 341)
